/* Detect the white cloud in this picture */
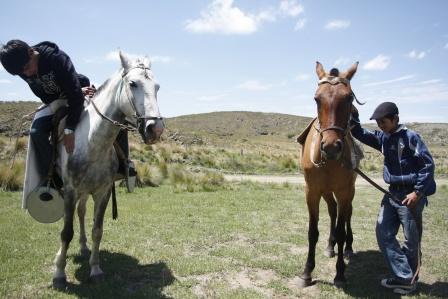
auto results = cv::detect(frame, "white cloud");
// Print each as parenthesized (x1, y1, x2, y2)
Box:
(363, 55, 391, 71)
(279, 0, 304, 17)
(0, 79, 12, 84)
(325, 20, 350, 30)
(184, 0, 272, 35)
(363, 75, 415, 87)
(295, 73, 310, 81)
(418, 79, 442, 85)
(445, 42, 448, 49)
(408, 50, 426, 59)
(294, 18, 307, 31)
(237, 80, 272, 91)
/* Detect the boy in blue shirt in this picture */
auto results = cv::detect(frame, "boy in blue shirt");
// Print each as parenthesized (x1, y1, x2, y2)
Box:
(351, 102, 436, 295)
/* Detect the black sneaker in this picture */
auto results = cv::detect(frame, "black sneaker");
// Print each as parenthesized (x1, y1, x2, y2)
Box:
(381, 278, 416, 290)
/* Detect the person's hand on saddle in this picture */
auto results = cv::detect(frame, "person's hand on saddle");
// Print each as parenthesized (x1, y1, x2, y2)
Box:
(82, 85, 96, 98)
(402, 191, 421, 209)
(63, 131, 75, 154)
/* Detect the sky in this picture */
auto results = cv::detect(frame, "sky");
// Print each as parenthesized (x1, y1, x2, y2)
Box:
(1, 0, 448, 123)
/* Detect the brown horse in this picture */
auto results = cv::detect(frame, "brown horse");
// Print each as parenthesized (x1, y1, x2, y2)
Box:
(297, 61, 361, 288)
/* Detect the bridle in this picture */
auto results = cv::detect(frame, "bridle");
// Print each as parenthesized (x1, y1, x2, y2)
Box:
(314, 76, 353, 137)
(310, 76, 362, 168)
(91, 64, 163, 132)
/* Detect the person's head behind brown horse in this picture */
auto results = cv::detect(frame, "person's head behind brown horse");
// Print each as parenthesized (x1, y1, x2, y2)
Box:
(314, 61, 358, 160)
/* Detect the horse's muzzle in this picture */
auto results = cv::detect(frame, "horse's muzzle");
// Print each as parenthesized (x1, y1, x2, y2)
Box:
(140, 119, 164, 144)
(321, 139, 343, 160)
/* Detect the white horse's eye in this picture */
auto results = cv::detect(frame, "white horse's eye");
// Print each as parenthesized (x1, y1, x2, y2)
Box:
(129, 81, 137, 88)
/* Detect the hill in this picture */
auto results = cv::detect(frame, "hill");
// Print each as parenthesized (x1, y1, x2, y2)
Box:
(1, 101, 446, 147)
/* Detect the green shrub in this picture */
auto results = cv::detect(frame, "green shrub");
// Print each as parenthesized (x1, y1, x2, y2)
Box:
(0, 159, 24, 191)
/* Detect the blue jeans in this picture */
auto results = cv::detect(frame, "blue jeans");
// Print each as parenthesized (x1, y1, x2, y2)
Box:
(376, 192, 426, 283)
(30, 115, 53, 179)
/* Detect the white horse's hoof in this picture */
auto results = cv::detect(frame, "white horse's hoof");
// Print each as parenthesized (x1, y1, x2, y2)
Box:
(90, 273, 105, 283)
(52, 277, 67, 289)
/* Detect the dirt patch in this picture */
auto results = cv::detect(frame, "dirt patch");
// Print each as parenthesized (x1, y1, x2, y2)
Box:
(287, 276, 321, 297)
(185, 268, 278, 298)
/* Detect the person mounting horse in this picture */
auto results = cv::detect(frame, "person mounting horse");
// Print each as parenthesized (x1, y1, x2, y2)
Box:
(297, 61, 363, 288)
(0, 39, 136, 201)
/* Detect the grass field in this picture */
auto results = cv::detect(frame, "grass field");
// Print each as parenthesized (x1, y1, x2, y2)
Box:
(1, 183, 447, 298)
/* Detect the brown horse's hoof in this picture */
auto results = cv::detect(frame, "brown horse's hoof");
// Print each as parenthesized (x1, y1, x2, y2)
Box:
(90, 273, 105, 283)
(298, 277, 313, 288)
(344, 250, 355, 259)
(324, 249, 335, 258)
(334, 278, 346, 288)
(52, 277, 67, 289)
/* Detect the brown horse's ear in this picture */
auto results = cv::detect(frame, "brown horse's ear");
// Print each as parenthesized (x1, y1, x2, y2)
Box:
(316, 61, 326, 79)
(344, 61, 359, 80)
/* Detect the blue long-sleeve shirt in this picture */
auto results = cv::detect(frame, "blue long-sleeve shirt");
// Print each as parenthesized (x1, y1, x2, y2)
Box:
(351, 117, 436, 196)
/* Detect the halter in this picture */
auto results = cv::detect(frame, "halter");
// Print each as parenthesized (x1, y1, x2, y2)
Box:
(310, 76, 354, 167)
(91, 64, 163, 132)
(315, 76, 352, 136)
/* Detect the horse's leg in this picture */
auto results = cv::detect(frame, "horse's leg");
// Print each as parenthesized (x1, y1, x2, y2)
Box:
(89, 187, 111, 282)
(323, 192, 337, 258)
(53, 188, 77, 289)
(344, 200, 355, 258)
(333, 189, 353, 287)
(299, 186, 321, 288)
(78, 194, 90, 257)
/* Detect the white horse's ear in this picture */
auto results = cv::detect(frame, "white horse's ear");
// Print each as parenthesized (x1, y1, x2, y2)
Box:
(143, 57, 151, 69)
(119, 51, 131, 71)
(344, 61, 359, 80)
(316, 61, 326, 79)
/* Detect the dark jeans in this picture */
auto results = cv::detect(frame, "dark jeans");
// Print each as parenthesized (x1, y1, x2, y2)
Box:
(376, 192, 426, 283)
(30, 115, 53, 179)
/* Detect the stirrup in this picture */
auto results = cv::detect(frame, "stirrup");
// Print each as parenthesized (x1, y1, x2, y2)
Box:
(125, 160, 136, 193)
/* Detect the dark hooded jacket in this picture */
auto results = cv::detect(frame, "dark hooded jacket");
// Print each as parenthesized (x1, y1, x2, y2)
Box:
(19, 41, 88, 130)
(350, 117, 436, 197)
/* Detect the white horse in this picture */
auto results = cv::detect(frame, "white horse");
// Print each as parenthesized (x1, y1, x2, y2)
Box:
(52, 52, 164, 288)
